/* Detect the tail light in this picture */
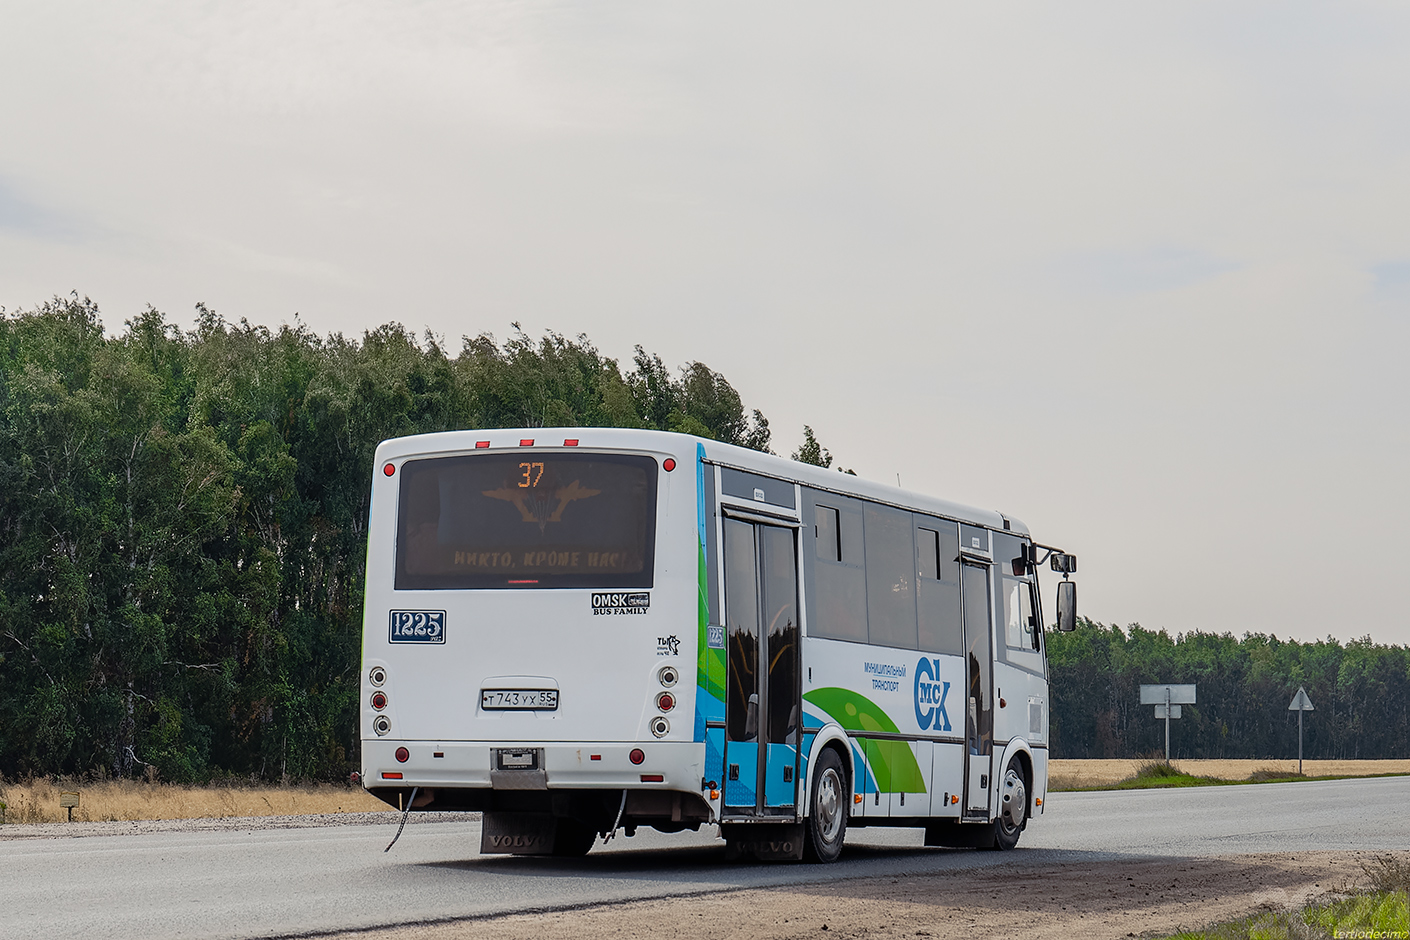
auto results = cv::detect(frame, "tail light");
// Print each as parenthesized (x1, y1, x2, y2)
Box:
(656, 692, 675, 712)
(371, 691, 388, 710)
(650, 717, 670, 738)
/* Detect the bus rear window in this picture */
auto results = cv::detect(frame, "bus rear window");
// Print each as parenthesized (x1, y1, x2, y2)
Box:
(395, 452, 657, 590)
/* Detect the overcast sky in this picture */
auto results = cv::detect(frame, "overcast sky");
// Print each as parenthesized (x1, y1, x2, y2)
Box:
(2, 2, 1407, 647)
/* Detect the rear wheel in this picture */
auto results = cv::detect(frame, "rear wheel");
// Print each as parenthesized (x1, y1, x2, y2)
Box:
(991, 757, 1028, 851)
(803, 749, 848, 863)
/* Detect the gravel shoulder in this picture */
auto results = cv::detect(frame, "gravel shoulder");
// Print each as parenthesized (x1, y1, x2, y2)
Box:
(0, 810, 475, 840)
(317, 851, 1371, 940)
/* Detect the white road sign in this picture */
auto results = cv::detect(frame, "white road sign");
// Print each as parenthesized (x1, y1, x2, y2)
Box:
(1153, 704, 1182, 719)
(1288, 687, 1315, 711)
(1140, 684, 1197, 705)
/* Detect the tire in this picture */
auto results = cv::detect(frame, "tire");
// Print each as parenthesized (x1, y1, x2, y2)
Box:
(803, 748, 849, 863)
(550, 818, 596, 857)
(991, 756, 1028, 851)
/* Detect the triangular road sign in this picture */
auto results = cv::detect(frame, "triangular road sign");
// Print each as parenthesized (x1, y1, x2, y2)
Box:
(1288, 686, 1315, 711)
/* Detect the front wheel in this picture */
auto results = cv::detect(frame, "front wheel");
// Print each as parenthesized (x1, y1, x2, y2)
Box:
(991, 757, 1029, 851)
(803, 749, 849, 863)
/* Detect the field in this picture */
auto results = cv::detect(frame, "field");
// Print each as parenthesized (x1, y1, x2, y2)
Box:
(4, 760, 1409, 825)
(1048, 758, 1410, 789)
(0, 777, 388, 824)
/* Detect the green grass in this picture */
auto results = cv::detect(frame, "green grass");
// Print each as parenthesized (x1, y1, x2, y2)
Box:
(1155, 855, 1410, 940)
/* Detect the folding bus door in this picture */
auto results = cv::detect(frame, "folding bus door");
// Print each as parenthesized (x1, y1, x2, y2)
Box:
(962, 560, 994, 817)
(721, 517, 801, 816)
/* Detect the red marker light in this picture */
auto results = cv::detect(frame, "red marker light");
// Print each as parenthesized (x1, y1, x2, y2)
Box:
(395, 747, 409, 763)
(629, 748, 645, 765)
(520, 439, 534, 446)
(381, 772, 403, 779)
(589, 754, 601, 761)
(640, 774, 664, 783)
(383, 463, 396, 477)
(475, 441, 490, 449)
(564, 439, 579, 447)
(663, 458, 676, 472)
(507, 579, 539, 584)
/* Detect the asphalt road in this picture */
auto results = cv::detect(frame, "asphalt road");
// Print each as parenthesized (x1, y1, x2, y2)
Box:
(5, 775, 1406, 940)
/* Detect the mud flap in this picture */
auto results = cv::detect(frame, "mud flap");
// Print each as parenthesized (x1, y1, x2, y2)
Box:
(480, 812, 557, 855)
(722, 822, 806, 861)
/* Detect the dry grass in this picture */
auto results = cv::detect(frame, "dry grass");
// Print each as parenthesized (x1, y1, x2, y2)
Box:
(0, 777, 387, 824)
(1049, 758, 1410, 790)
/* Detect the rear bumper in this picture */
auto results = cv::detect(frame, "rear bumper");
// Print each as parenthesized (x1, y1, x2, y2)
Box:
(361, 738, 705, 792)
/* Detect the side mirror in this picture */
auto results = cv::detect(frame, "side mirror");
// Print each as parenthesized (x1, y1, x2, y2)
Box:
(1056, 580, 1077, 632)
(1050, 552, 1077, 574)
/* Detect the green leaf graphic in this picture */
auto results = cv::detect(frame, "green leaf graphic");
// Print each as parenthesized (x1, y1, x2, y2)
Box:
(804, 687, 926, 793)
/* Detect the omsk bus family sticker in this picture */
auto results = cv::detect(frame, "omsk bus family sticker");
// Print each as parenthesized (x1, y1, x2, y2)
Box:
(592, 592, 650, 615)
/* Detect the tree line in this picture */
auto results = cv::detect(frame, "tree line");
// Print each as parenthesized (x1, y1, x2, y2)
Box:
(1047, 620, 1410, 761)
(0, 296, 783, 782)
(2, 296, 1406, 783)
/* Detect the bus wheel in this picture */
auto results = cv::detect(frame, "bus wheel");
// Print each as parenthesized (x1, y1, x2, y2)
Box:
(550, 818, 596, 857)
(803, 749, 848, 863)
(992, 757, 1028, 851)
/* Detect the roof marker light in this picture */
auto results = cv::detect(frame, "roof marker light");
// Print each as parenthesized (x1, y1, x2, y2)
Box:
(383, 463, 396, 477)
(520, 439, 534, 446)
(564, 438, 579, 446)
(475, 441, 490, 449)
(662, 458, 676, 472)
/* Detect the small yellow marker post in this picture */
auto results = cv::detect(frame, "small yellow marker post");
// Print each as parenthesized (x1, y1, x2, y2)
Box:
(59, 791, 80, 822)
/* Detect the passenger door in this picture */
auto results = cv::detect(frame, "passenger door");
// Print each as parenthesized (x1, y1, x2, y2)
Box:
(722, 517, 801, 816)
(962, 560, 994, 816)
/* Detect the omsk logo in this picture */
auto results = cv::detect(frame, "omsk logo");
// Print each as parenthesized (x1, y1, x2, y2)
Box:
(592, 592, 650, 611)
(914, 657, 952, 732)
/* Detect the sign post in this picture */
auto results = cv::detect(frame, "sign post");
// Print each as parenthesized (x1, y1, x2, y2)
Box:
(1288, 687, 1315, 775)
(59, 791, 80, 823)
(1139, 684, 1197, 761)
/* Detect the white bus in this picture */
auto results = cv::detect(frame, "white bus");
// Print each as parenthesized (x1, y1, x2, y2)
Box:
(359, 428, 1077, 861)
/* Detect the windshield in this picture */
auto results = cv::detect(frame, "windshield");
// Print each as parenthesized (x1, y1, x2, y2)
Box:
(395, 452, 658, 590)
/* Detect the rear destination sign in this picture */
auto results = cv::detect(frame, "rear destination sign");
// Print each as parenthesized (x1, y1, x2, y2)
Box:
(592, 592, 650, 615)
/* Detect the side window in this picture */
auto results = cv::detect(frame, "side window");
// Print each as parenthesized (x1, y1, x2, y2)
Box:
(863, 503, 916, 649)
(815, 505, 840, 562)
(917, 527, 938, 581)
(809, 498, 866, 642)
(1003, 577, 1040, 651)
(917, 519, 963, 654)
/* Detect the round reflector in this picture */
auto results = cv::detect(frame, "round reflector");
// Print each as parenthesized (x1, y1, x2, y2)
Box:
(395, 747, 409, 763)
(663, 458, 676, 472)
(629, 748, 645, 765)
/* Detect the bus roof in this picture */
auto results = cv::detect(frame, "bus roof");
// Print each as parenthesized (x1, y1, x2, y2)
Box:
(374, 427, 1029, 537)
